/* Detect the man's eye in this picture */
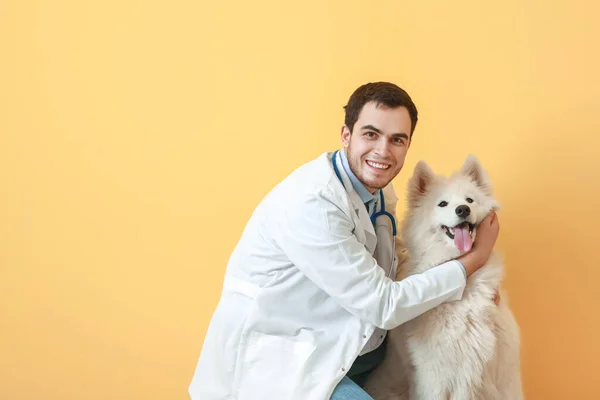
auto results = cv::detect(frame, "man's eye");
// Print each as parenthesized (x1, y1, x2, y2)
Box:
(438, 201, 448, 207)
(366, 132, 376, 138)
(393, 138, 405, 145)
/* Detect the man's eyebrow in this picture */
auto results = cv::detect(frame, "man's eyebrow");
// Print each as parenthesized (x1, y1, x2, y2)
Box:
(392, 133, 410, 140)
(361, 125, 409, 139)
(360, 124, 382, 133)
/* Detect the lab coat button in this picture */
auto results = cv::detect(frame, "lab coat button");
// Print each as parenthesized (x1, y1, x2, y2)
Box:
(363, 334, 367, 338)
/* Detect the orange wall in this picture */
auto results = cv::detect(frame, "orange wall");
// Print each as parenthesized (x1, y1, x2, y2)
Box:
(1, 1, 598, 399)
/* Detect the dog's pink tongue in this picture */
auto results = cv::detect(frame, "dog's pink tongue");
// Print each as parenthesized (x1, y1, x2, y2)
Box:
(453, 225, 473, 253)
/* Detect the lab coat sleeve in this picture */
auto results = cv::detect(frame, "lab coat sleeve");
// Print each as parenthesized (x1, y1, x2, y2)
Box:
(275, 192, 466, 331)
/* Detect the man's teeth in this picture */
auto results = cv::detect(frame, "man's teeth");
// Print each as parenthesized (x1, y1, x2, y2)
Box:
(366, 161, 390, 169)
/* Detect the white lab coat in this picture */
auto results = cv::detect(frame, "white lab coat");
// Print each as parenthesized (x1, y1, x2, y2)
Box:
(188, 151, 466, 400)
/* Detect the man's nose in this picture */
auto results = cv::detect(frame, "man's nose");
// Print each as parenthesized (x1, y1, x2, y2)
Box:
(374, 139, 392, 156)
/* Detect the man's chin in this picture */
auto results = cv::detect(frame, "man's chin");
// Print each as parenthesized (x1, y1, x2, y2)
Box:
(364, 178, 393, 193)
(357, 168, 397, 191)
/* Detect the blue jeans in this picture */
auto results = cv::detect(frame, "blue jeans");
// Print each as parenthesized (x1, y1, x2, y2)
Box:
(330, 376, 373, 399)
(330, 338, 387, 399)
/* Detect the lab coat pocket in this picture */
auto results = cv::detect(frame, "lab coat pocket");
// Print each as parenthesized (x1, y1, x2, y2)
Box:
(237, 331, 316, 400)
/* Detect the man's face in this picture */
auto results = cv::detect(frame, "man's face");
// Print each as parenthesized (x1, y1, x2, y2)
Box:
(341, 101, 412, 194)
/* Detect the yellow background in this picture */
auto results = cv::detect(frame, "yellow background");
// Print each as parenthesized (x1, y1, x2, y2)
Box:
(2, 1, 599, 399)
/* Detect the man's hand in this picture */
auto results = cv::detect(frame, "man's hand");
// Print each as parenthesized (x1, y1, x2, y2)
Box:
(457, 211, 500, 277)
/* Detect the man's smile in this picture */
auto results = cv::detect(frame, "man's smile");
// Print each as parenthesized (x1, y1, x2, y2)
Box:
(365, 160, 391, 170)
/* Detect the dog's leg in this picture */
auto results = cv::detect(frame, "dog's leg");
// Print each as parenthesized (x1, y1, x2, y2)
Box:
(409, 367, 449, 400)
(371, 391, 409, 400)
(505, 375, 525, 400)
(492, 305, 524, 399)
(477, 369, 502, 400)
(363, 329, 413, 400)
(496, 368, 524, 400)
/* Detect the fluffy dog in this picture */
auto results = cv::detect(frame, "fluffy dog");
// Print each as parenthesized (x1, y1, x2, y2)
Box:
(363, 155, 523, 400)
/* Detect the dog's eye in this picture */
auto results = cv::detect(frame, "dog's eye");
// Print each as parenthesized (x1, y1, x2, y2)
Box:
(438, 201, 448, 207)
(466, 198, 473, 203)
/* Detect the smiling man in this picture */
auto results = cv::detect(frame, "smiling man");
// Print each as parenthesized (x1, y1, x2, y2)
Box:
(341, 95, 413, 195)
(188, 82, 500, 400)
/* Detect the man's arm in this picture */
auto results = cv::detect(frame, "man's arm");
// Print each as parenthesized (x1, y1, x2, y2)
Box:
(386, 184, 501, 305)
(455, 211, 502, 305)
(456, 210, 500, 277)
(275, 193, 471, 330)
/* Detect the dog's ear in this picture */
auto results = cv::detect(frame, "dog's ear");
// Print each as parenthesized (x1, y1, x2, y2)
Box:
(460, 154, 493, 195)
(407, 160, 436, 205)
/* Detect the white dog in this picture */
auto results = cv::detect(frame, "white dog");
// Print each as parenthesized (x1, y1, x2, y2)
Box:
(363, 155, 523, 400)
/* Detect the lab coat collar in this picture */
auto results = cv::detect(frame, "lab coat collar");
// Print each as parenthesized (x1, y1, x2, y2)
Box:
(332, 150, 377, 253)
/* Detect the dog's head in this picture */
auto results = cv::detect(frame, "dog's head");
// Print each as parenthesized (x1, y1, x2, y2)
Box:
(402, 155, 499, 258)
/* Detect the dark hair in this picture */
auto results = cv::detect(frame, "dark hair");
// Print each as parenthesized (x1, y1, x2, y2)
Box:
(343, 82, 418, 137)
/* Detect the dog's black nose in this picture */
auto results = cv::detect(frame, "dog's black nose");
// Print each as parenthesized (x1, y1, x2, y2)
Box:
(455, 205, 471, 218)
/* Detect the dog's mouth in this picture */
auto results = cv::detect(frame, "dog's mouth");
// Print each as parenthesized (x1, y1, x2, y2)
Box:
(441, 222, 475, 253)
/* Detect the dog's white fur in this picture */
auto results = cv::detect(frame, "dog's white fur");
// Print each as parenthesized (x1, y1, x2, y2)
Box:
(363, 155, 524, 400)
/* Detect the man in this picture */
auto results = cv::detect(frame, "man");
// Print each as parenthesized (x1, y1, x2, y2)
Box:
(188, 82, 500, 400)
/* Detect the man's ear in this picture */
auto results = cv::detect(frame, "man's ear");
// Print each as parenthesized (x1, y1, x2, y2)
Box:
(407, 160, 436, 206)
(459, 154, 493, 195)
(341, 125, 351, 147)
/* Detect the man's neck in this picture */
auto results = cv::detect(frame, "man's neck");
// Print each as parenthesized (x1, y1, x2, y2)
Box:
(339, 148, 377, 205)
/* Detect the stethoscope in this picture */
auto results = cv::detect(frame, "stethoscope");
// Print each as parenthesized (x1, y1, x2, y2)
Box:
(332, 149, 398, 280)
(331, 150, 397, 237)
